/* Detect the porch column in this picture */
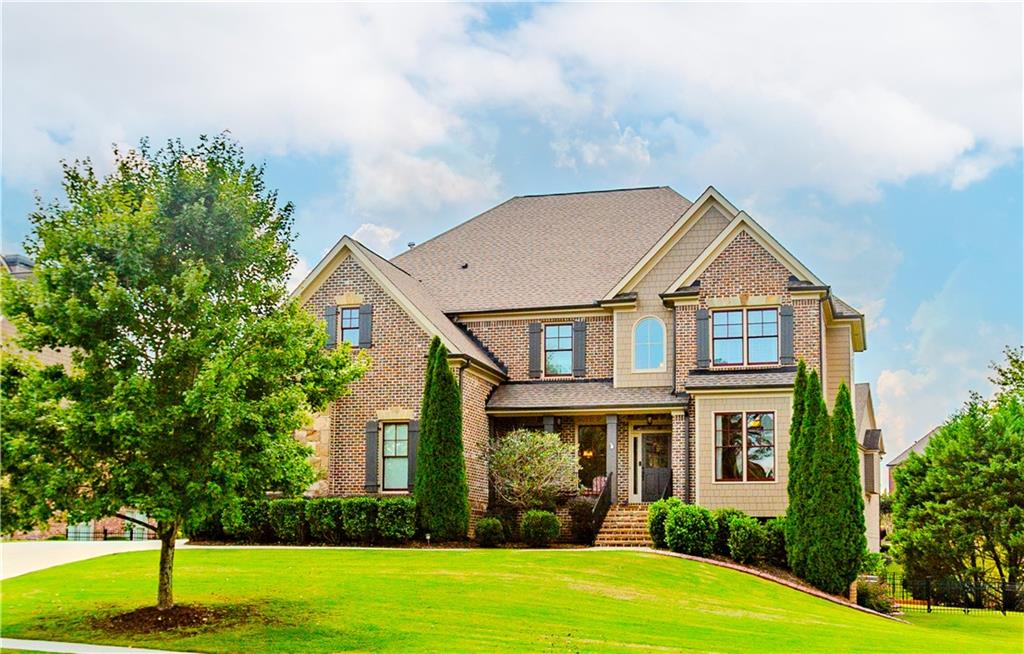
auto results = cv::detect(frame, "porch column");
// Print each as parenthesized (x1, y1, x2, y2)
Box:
(606, 415, 617, 498)
(543, 415, 555, 433)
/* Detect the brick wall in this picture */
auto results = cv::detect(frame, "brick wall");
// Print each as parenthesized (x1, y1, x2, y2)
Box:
(460, 369, 494, 523)
(462, 315, 613, 381)
(303, 255, 432, 496)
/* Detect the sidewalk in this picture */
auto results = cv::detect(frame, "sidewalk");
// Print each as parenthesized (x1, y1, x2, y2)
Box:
(1, 638, 198, 653)
(1, 540, 185, 580)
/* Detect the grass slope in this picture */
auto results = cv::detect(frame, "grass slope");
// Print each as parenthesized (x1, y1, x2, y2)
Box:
(2, 549, 1020, 653)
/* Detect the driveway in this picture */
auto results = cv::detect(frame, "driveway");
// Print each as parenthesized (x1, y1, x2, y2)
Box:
(1, 540, 185, 579)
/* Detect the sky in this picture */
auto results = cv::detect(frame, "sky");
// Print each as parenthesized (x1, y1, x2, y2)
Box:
(3, 3, 1022, 474)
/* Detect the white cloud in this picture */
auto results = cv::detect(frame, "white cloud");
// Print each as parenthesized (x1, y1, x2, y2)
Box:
(350, 152, 499, 214)
(352, 223, 402, 256)
(874, 266, 1017, 467)
(553, 122, 651, 171)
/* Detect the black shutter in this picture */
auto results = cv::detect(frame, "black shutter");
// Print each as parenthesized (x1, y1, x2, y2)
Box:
(528, 322, 542, 378)
(359, 304, 373, 348)
(572, 320, 587, 377)
(364, 420, 379, 493)
(780, 305, 795, 365)
(324, 305, 337, 349)
(407, 420, 419, 491)
(696, 309, 710, 369)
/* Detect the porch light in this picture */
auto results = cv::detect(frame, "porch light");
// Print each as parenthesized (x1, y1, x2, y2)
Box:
(582, 449, 594, 459)
(646, 415, 653, 426)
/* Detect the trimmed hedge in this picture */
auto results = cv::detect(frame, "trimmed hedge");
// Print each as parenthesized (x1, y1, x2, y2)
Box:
(712, 507, 747, 556)
(223, 498, 273, 543)
(568, 497, 597, 545)
(664, 504, 715, 556)
(647, 497, 682, 549)
(269, 498, 307, 544)
(377, 497, 417, 542)
(475, 517, 505, 548)
(764, 517, 788, 569)
(342, 497, 380, 543)
(306, 498, 345, 544)
(727, 515, 765, 565)
(521, 510, 561, 547)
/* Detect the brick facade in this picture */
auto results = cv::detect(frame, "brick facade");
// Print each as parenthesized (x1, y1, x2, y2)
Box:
(460, 369, 495, 522)
(464, 315, 613, 381)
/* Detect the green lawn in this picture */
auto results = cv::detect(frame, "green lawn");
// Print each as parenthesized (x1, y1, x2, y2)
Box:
(2, 548, 1021, 653)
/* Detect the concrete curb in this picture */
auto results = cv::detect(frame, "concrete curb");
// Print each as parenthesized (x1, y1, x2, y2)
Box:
(0, 638, 199, 653)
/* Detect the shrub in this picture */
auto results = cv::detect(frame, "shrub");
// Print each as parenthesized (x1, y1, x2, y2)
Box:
(568, 497, 597, 545)
(727, 515, 766, 565)
(475, 517, 505, 548)
(377, 497, 417, 542)
(306, 498, 346, 544)
(269, 498, 307, 544)
(856, 580, 894, 614)
(521, 510, 561, 547)
(223, 497, 272, 543)
(185, 513, 225, 542)
(486, 505, 520, 543)
(647, 497, 682, 549)
(764, 517, 788, 568)
(486, 429, 578, 510)
(342, 497, 379, 543)
(860, 549, 887, 576)
(712, 507, 747, 556)
(664, 504, 715, 557)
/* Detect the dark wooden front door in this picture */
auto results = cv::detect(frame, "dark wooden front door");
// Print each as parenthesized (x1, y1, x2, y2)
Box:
(640, 433, 671, 502)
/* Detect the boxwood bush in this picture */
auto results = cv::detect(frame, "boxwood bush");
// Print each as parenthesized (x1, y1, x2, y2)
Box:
(223, 497, 273, 543)
(342, 497, 379, 543)
(269, 499, 307, 544)
(664, 504, 715, 556)
(306, 498, 346, 544)
(764, 516, 788, 568)
(475, 516, 505, 548)
(711, 507, 747, 556)
(521, 510, 561, 547)
(856, 579, 894, 614)
(647, 497, 682, 549)
(727, 515, 766, 564)
(377, 497, 417, 542)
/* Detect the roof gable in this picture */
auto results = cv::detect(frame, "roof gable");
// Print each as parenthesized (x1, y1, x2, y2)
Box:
(603, 186, 738, 300)
(293, 235, 505, 376)
(666, 211, 825, 292)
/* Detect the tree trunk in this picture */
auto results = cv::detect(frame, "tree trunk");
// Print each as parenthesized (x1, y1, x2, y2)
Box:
(157, 521, 178, 610)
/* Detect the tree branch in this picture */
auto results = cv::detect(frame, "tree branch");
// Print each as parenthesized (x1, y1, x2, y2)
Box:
(116, 512, 158, 532)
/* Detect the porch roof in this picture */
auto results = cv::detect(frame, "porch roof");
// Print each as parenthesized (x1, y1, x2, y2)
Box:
(682, 367, 797, 391)
(486, 380, 686, 414)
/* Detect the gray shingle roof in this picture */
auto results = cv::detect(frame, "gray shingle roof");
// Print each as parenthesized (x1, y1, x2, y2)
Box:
(487, 380, 685, 412)
(862, 429, 883, 451)
(350, 239, 506, 375)
(831, 296, 862, 319)
(392, 187, 692, 313)
(887, 426, 940, 467)
(683, 368, 797, 390)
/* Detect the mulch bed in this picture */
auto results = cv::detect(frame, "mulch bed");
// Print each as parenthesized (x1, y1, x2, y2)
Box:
(93, 603, 260, 634)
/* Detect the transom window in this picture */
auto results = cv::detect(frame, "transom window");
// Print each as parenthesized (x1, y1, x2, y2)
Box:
(714, 412, 775, 482)
(544, 324, 572, 376)
(634, 317, 666, 371)
(712, 308, 779, 366)
(382, 423, 409, 491)
(340, 307, 360, 346)
(577, 424, 608, 494)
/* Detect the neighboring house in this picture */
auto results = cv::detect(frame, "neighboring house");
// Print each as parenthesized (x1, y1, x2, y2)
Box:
(292, 186, 884, 546)
(886, 426, 939, 494)
(855, 383, 885, 551)
(1, 254, 72, 368)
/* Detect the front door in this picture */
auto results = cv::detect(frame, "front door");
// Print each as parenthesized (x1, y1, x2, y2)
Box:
(629, 432, 671, 503)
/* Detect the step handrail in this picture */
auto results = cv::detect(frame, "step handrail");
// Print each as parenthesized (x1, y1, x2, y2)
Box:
(591, 471, 614, 542)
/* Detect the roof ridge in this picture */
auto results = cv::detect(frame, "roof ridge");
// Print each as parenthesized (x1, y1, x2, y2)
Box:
(516, 185, 668, 199)
(391, 195, 520, 264)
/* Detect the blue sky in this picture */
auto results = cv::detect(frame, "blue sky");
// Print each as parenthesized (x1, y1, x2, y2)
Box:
(2, 3, 1021, 465)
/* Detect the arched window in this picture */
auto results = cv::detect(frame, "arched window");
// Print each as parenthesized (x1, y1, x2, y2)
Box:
(634, 317, 665, 371)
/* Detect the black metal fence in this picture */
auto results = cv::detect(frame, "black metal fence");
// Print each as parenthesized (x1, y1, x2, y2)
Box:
(883, 573, 1022, 614)
(65, 525, 155, 541)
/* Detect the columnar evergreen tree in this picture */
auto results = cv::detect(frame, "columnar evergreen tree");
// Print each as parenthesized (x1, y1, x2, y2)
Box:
(785, 360, 808, 569)
(0, 135, 367, 609)
(414, 337, 470, 540)
(805, 382, 865, 594)
(788, 368, 826, 578)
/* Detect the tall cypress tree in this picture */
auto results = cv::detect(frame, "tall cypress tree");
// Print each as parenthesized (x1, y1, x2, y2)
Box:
(785, 360, 808, 570)
(414, 337, 470, 540)
(806, 382, 865, 594)
(790, 368, 825, 578)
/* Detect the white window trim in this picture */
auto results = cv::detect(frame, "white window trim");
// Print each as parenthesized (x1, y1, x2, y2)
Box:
(631, 315, 667, 373)
(339, 304, 361, 349)
(710, 306, 780, 368)
(379, 421, 411, 493)
(542, 322, 574, 378)
(711, 410, 778, 484)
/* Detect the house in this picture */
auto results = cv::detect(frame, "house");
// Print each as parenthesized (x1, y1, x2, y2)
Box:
(292, 186, 884, 547)
(855, 383, 885, 551)
(886, 426, 938, 494)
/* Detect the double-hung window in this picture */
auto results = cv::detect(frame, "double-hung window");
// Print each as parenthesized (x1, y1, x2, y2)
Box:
(712, 308, 779, 366)
(544, 324, 572, 376)
(714, 411, 775, 482)
(382, 423, 409, 491)
(340, 307, 360, 346)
